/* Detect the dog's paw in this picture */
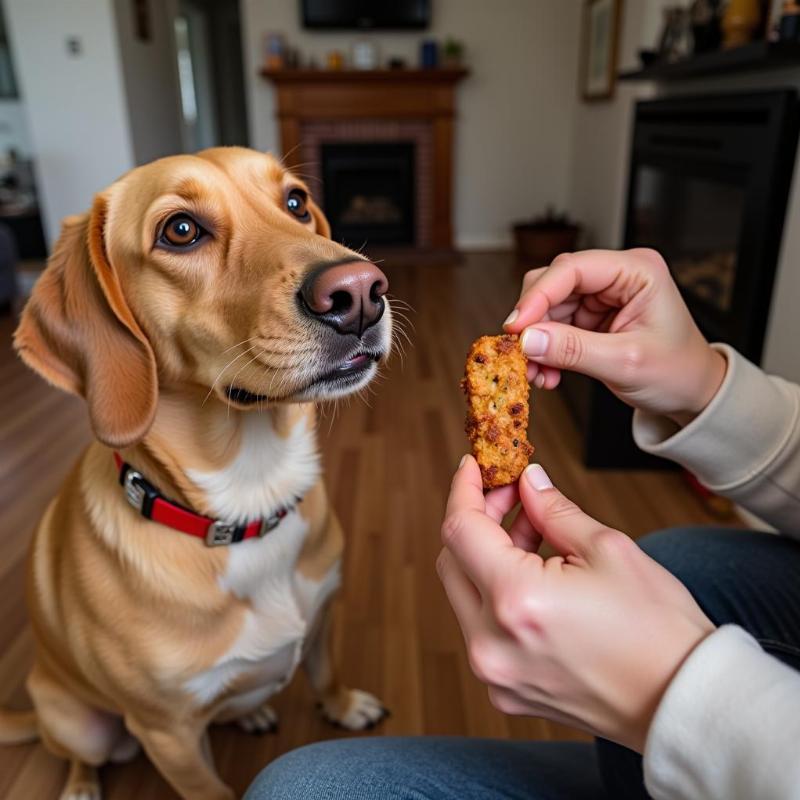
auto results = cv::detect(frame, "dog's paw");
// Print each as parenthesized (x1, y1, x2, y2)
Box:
(319, 689, 389, 731)
(60, 783, 101, 800)
(235, 704, 279, 735)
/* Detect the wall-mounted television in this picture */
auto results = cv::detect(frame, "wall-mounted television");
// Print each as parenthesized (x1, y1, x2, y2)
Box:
(301, 0, 431, 30)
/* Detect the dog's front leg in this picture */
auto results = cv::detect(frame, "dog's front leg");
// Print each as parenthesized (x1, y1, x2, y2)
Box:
(302, 601, 388, 730)
(125, 718, 234, 800)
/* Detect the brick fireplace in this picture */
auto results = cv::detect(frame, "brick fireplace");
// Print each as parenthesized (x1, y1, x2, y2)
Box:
(304, 122, 431, 247)
(262, 68, 468, 252)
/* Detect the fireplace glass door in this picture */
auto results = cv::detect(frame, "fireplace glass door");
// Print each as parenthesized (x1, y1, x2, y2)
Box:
(322, 142, 415, 246)
(630, 165, 747, 315)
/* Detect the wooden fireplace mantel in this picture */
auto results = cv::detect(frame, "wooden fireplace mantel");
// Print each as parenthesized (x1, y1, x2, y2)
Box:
(262, 68, 469, 250)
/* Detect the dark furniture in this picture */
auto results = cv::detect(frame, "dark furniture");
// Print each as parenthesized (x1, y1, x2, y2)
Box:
(0, 223, 17, 312)
(562, 90, 800, 468)
(0, 208, 46, 259)
(619, 40, 800, 83)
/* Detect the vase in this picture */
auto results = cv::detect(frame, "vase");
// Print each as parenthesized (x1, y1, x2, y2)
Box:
(512, 224, 581, 268)
(722, 0, 762, 48)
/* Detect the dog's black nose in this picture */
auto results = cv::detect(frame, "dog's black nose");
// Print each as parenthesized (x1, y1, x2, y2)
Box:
(300, 260, 388, 337)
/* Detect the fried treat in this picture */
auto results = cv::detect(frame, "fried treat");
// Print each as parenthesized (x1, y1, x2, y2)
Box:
(461, 334, 534, 489)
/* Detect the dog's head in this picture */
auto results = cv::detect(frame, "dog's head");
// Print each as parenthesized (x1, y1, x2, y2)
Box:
(14, 147, 392, 448)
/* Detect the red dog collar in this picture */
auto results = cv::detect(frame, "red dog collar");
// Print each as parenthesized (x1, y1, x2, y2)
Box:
(113, 453, 296, 546)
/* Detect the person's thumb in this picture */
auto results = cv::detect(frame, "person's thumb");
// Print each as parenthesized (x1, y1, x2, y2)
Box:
(520, 322, 633, 386)
(518, 464, 609, 558)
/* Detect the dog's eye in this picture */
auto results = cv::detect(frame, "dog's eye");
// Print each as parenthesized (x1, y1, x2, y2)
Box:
(286, 188, 311, 222)
(161, 214, 204, 248)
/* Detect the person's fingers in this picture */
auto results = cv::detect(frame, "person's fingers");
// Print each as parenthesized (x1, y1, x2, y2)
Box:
(506, 505, 542, 552)
(436, 548, 481, 622)
(520, 321, 639, 386)
(573, 299, 613, 332)
(549, 298, 581, 323)
(518, 464, 609, 557)
(443, 456, 520, 589)
(445, 455, 486, 519)
(532, 364, 561, 390)
(484, 483, 520, 525)
(505, 250, 658, 332)
(519, 266, 548, 297)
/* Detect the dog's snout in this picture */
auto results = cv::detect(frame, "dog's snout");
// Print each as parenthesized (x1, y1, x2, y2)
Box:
(300, 260, 388, 337)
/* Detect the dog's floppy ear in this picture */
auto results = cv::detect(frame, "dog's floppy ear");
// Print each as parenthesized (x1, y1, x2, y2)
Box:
(14, 194, 158, 448)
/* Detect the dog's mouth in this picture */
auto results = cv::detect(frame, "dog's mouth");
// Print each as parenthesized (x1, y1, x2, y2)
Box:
(308, 350, 382, 396)
(224, 351, 382, 407)
(224, 385, 270, 406)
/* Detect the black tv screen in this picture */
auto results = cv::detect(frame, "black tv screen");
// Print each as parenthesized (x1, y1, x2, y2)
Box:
(302, 0, 430, 30)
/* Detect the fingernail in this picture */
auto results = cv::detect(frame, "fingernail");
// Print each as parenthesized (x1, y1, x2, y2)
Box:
(534, 372, 546, 389)
(521, 328, 549, 358)
(458, 454, 469, 469)
(503, 309, 519, 327)
(525, 463, 553, 491)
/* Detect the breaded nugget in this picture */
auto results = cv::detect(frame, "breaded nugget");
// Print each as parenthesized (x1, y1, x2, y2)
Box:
(461, 334, 534, 489)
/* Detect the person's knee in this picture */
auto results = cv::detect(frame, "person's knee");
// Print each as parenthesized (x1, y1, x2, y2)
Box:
(638, 526, 721, 589)
(243, 738, 409, 800)
(638, 526, 742, 626)
(244, 742, 340, 800)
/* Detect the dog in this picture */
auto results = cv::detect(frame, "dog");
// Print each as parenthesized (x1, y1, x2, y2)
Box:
(0, 147, 392, 800)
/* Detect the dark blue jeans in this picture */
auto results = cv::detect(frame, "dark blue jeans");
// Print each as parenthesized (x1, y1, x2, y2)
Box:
(245, 527, 800, 800)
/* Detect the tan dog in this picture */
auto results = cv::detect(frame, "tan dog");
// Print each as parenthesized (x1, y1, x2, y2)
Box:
(0, 147, 392, 800)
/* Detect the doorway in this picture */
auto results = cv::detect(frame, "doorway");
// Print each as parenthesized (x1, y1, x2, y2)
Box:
(174, 0, 249, 152)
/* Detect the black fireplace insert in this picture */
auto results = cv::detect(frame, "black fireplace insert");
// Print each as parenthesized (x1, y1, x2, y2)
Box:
(321, 142, 415, 247)
(561, 89, 800, 468)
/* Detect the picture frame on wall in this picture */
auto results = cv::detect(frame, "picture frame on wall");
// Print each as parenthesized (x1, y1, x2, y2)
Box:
(581, 0, 623, 102)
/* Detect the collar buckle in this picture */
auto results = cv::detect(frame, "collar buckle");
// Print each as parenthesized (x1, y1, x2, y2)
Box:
(259, 511, 285, 537)
(123, 470, 147, 513)
(206, 520, 238, 547)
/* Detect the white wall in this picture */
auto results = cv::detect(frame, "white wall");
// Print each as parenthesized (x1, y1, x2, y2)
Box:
(239, 0, 583, 249)
(3, 0, 135, 246)
(566, 2, 664, 248)
(0, 98, 32, 157)
(113, 0, 184, 164)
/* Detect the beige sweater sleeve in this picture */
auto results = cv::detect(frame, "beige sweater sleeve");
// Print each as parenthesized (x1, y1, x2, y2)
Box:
(631, 344, 800, 799)
(633, 343, 800, 535)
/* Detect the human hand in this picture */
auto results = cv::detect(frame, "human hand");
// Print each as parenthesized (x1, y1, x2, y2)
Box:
(503, 249, 727, 426)
(437, 455, 715, 751)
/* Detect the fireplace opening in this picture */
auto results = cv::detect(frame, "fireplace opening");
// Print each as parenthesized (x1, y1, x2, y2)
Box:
(633, 168, 744, 313)
(560, 89, 800, 469)
(321, 142, 415, 246)
(625, 92, 799, 362)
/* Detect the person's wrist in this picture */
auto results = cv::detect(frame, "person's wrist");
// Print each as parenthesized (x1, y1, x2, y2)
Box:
(665, 346, 727, 429)
(622, 613, 717, 753)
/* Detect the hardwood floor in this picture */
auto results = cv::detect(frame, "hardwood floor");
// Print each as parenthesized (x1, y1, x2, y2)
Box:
(0, 252, 727, 798)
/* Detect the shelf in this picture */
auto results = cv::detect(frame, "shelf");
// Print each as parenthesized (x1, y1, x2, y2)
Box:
(261, 68, 469, 85)
(619, 40, 800, 82)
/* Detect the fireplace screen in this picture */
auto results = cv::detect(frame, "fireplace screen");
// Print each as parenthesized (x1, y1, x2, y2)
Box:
(321, 142, 415, 246)
(631, 166, 746, 313)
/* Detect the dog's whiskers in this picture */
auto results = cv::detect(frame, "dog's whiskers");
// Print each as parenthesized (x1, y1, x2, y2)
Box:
(226, 349, 268, 418)
(278, 143, 304, 169)
(202, 344, 260, 407)
(387, 294, 415, 313)
(220, 336, 260, 355)
(284, 158, 319, 172)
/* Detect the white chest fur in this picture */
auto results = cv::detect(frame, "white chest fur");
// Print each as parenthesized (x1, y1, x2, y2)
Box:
(183, 413, 338, 709)
(187, 412, 320, 524)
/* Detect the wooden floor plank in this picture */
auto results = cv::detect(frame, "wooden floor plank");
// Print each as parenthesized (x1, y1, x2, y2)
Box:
(0, 253, 730, 797)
